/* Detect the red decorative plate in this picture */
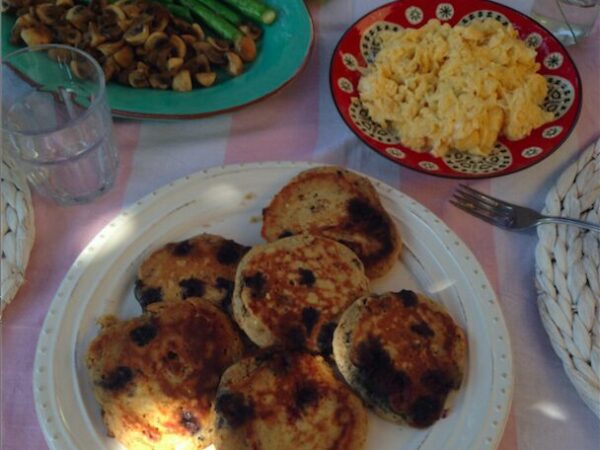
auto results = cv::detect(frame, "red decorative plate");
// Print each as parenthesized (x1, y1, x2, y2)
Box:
(330, 0, 582, 178)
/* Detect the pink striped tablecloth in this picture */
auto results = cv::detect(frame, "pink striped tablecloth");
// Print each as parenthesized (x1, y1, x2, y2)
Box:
(1, 1, 599, 449)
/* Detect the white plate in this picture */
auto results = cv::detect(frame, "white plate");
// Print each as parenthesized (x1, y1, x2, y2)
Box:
(33, 161, 513, 450)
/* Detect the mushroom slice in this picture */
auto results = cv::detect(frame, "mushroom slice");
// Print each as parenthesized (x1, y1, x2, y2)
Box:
(70, 57, 95, 79)
(144, 31, 168, 52)
(207, 37, 230, 52)
(181, 33, 196, 46)
(193, 41, 226, 65)
(235, 35, 257, 62)
(151, 7, 170, 33)
(34, 3, 62, 25)
(113, 45, 134, 68)
(102, 57, 120, 81)
(167, 57, 184, 73)
(128, 69, 149, 88)
(97, 40, 124, 57)
(117, 17, 133, 32)
(191, 23, 205, 41)
(88, 22, 107, 48)
(169, 34, 186, 59)
(225, 51, 243, 76)
(10, 13, 37, 45)
(66, 5, 94, 31)
(99, 23, 123, 42)
(239, 23, 262, 40)
(195, 71, 216, 88)
(172, 70, 192, 92)
(136, 61, 150, 73)
(54, 25, 83, 47)
(20, 25, 52, 46)
(182, 54, 209, 74)
(124, 19, 149, 46)
(120, 2, 141, 19)
(149, 72, 171, 90)
(106, 4, 126, 21)
(172, 17, 193, 34)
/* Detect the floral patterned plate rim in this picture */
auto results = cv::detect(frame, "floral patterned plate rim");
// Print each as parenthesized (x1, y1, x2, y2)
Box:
(329, 0, 582, 179)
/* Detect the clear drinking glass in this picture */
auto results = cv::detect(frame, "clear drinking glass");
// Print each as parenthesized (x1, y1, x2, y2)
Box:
(2, 44, 119, 206)
(530, 0, 599, 46)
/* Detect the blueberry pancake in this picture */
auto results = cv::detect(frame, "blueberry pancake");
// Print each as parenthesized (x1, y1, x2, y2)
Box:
(213, 351, 368, 450)
(333, 290, 467, 428)
(85, 300, 244, 449)
(261, 166, 402, 279)
(135, 233, 249, 310)
(232, 234, 370, 354)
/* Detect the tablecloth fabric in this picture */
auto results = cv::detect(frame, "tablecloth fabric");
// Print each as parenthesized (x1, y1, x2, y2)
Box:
(1, 1, 599, 449)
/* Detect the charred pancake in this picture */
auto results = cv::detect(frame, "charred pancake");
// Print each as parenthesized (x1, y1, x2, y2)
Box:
(85, 300, 244, 449)
(232, 234, 370, 354)
(135, 233, 249, 311)
(213, 351, 368, 450)
(261, 166, 402, 279)
(333, 290, 467, 428)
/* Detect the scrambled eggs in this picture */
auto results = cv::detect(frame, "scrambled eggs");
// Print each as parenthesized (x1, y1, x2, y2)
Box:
(358, 19, 553, 156)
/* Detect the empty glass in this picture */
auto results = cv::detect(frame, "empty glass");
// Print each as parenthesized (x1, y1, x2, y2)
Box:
(2, 44, 119, 206)
(530, 0, 599, 46)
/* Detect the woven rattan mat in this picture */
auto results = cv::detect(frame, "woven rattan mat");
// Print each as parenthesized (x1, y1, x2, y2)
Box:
(535, 138, 600, 418)
(1, 151, 35, 317)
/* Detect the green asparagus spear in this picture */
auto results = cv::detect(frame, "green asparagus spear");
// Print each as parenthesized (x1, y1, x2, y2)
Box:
(197, 0, 243, 26)
(178, 0, 241, 41)
(221, 0, 276, 25)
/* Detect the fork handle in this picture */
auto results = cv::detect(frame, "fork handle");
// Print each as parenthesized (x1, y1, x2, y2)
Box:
(538, 216, 600, 232)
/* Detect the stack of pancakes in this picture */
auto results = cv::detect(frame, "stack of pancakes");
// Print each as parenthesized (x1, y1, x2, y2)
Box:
(85, 166, 466, 450)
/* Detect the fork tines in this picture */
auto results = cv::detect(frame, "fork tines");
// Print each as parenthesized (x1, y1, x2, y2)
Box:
(450, 185, 512, 227)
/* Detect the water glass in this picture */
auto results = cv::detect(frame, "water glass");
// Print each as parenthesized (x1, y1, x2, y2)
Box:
(530, 0, 599, 45)
(2, 44, 119, 206)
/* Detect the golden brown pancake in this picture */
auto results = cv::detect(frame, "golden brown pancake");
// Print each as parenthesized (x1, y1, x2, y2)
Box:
(135, 233, 249, 311)
(261, 166, 402, 278)
(213, 351, 368, 450)
(333, 290, 467, 428)
(232, 234, 369, 354)
(85, 300, 244, 449)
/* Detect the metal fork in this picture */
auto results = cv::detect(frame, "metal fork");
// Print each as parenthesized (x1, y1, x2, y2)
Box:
(451, 185, 600, 232)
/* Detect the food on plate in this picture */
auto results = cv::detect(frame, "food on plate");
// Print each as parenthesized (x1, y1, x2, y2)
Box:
(332, 290, 467, 428)
(358, 18, 554, 157)
(134, 233, 249, 311)
(261, 166, 402, 279)
(84, 169, 470, 449)
(232, 234, 370, 354)
(213, 350, 368, 450)
(85, 299, 245, 449)
(5, 0, 275, 90)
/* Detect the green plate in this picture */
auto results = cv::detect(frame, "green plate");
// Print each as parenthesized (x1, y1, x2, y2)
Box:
(1, 0, 314, 119)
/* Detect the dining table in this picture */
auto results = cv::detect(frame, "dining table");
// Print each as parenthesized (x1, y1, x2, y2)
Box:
(1, 0, 599, 449)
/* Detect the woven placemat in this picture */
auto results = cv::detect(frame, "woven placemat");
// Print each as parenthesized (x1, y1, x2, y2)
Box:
(535, 137, 600, 418)
(1, 150, 36, 317)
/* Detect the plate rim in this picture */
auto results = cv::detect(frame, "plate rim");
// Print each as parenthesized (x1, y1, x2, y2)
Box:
(328, 0, 583, 179)
(32, 161, 514, 449)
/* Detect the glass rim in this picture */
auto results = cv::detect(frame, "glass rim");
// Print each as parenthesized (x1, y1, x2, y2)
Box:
(2, 43, 108, 137)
